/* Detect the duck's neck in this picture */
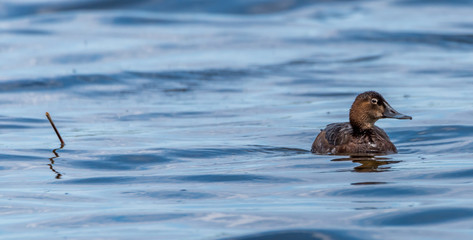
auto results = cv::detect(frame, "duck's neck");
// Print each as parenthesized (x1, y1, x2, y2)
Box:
(349, 110, 377, 134)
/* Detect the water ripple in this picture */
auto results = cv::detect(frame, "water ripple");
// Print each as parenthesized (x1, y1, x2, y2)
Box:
(360, 208, 473, 226)
(0, 29, 52, 35)
(342, 30, 473, 49)
(36, 213, 190, 228)
(123, 190, 216, 200)
(328, 186, 448, 197)
(70, 154, 173, 171)
(411, 168, 473, 180)
(0, 74, 121, 92)
(395, 0, 473, 6)
(58, 174, 298, 184)
(391, 125, 473, 153)
(175, 174, 298, 183)
(126, 68, 254, 82)
(222, 229, 367, 240)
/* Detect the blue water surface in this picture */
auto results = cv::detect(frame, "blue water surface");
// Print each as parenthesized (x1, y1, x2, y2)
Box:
(1, 0, 473, 239)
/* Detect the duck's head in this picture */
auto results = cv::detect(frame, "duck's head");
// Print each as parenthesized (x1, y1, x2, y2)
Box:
(349, 91, 412, 131)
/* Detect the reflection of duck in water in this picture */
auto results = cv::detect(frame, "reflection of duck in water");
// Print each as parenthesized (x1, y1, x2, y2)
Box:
(332, 156, 401, 172)
(312, 91, 411, 155)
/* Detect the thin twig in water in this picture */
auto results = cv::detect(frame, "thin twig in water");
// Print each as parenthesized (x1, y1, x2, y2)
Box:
(46, 112, 65, 146)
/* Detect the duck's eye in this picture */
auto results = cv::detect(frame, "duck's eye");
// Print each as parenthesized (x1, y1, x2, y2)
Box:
(371, 98, 378, 104)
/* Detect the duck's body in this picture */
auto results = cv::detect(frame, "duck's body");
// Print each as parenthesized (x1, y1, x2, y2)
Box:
(311, 91, 411, 155)
(311, 122, 396, 155)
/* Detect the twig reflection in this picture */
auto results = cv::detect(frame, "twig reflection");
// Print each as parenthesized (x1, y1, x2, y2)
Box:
(48, 144, 64, 179)
(332, 155, 401, 172)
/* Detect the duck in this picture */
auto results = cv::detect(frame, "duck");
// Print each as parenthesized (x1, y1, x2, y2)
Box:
(311, 91, 411, 155)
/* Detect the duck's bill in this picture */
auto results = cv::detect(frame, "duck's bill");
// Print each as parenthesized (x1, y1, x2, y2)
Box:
(383, 103, 412, 120)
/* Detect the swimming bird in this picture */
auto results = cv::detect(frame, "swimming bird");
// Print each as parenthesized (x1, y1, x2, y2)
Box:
(311, 91, 411, 155)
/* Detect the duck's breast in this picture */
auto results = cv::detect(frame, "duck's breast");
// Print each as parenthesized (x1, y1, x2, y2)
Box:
(369, 126, 397, 154)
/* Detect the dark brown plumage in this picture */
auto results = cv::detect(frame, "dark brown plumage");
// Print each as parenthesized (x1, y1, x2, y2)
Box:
(311, 91, 412, 155)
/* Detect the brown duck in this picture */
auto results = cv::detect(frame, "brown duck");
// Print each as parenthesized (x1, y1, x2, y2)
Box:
(311, 91, 412, 155)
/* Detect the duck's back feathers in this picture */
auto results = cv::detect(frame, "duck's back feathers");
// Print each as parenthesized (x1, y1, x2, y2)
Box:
(311, 122, 397, 155)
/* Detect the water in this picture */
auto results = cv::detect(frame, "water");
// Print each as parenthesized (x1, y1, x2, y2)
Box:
(1, 0, 473, 239)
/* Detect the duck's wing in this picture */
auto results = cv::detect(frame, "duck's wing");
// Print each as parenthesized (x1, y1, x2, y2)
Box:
(324, 122, 353, 146)
(311, 122, 352, 153)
